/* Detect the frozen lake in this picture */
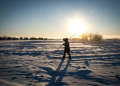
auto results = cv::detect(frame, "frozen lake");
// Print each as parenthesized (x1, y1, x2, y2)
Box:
(0, 40, 120, 86)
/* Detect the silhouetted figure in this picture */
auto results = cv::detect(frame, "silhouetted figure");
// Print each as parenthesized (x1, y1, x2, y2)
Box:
(62, 38, 71, 60)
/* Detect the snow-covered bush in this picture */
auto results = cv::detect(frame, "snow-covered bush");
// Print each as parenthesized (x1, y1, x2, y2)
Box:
(88, 33, 93, 41)
(80, 32, 103, 41)
(92, 33, 102, 41)
(81, 33, 88, 41)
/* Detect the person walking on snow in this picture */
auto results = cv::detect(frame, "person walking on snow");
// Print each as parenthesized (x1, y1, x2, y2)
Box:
(62, 38, 71, 60)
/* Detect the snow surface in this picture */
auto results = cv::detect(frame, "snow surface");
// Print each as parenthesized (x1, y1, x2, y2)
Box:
(0, 40, 120, 86)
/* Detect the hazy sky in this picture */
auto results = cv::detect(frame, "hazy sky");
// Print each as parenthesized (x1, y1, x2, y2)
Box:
(0, 0, 120, 38)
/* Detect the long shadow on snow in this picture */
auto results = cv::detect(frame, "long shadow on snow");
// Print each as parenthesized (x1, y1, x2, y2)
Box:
(37, 60, 115, 85)
(26, 60, 70, 86)
(46, 60, 70, 86)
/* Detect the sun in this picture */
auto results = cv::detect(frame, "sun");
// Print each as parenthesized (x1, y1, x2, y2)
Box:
(69, 20, 85, 35)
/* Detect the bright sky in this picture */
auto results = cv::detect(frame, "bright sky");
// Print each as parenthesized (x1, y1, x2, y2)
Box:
(0, 0, 120, 38)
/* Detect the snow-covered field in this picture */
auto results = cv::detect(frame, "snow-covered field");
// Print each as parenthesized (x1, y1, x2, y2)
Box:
(0, 40, 120, 86)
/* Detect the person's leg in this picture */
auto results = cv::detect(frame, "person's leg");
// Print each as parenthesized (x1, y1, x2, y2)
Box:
(67, 51, 71, 59)
(62, 51, 66, 59)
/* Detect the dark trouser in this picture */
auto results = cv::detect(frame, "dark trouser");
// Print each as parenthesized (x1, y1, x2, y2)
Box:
(63, 51, 71, 59)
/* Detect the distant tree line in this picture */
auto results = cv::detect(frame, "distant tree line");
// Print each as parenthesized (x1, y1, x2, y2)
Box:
(0, 36, 18, 40)
(0, 36, 53, 40)
(0, 33, 103, 41)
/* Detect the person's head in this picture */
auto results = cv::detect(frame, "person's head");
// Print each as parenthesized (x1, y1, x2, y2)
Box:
(63, 38, 68, 42)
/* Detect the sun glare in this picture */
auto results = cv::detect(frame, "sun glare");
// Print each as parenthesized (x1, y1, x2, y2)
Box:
(69, 20, 85, 35)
